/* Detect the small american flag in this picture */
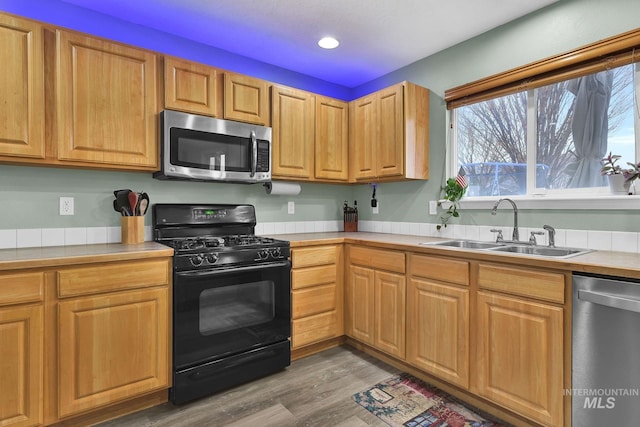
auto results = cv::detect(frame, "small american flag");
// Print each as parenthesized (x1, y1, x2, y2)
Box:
(455, 166, 468, 189)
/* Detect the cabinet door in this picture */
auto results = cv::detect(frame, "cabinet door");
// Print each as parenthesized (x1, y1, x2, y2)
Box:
(164, 56, 218, 116)
(223, 73, 270, 125)
(58, 288, 169, 418)
(407, 278, 469, 388)
(349, 93, 377, 181)
(0, 305, 43, 427)
(346, 265, 375, 345)
(315, 96, 348, 181)
(54, 30, 159, 169)
(0, 14, 44, 159)
(377, 84, 404, 178)
(476, 291, 563, 427)
(374, 271, 406, 359)
(271, 85, 314, 179)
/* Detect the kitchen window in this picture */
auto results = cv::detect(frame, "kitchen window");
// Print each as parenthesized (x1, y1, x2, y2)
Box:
(451, 63, 638, 198)
(445, 28, 640, 209)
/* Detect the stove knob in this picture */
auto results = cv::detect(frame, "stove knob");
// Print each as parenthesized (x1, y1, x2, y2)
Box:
(190, 255, 204, 267)
(270, 247, 282, 258)
(258, 249, 269, 260)
(205, 254, 218, 264)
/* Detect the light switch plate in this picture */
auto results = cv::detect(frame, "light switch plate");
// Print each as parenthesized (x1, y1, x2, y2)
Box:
(287, 201, 295, 214)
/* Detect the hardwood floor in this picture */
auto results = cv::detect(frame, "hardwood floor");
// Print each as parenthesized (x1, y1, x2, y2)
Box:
(96, 345, 400, 427)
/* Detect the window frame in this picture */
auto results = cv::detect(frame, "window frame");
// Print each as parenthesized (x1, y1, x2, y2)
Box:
(445, 28, 640, 210)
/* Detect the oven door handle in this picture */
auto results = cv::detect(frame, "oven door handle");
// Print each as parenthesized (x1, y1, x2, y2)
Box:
(176, 260, 291, 278)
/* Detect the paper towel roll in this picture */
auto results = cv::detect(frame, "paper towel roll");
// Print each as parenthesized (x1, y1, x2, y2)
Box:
(264, 182, 301, 196)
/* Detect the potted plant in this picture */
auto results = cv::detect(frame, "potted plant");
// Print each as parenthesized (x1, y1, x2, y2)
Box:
(600, 152, 636, 194)
(437, 174, 468, 230)
(623, 161, 640, 194)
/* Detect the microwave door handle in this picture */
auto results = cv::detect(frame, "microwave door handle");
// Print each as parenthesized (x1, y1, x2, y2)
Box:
(250, 131, 257, 177)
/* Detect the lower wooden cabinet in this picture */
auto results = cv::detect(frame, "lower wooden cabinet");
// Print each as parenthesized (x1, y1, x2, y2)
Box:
(406, 254, 470, 389)
(475, 291, 564, 427)
(0, 255, 171, 427)
(291, 245, 344, 350)
(346, 246, 406, 359)
(57, 287, 169, 418)
(0, 304, 43, 427)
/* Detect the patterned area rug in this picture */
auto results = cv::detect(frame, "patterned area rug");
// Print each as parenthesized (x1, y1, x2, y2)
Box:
(353, 373, 509, 427)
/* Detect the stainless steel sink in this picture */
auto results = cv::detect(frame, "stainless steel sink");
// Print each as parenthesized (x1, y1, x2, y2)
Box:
(420, 240, 504, 249)
(488, 245, 591, 258)
(420, 239, 591, 258)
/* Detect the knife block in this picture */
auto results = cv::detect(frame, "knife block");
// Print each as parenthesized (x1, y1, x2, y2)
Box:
(343, 213, 358, 232)
(121, 216, 145, 244)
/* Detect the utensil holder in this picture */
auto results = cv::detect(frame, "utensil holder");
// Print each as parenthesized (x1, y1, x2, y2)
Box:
(121, 216, 145, 244)
(343, 213, 358, 232)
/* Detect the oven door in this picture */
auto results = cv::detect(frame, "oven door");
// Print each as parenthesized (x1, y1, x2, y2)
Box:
(173, 260, 291, 370)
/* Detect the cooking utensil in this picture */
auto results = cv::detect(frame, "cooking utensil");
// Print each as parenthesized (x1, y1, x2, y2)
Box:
(138, 198, 148, 217)
(114, 189, 132, 216)
(128, 191, 139, 215)
(139, 192, 150, 215)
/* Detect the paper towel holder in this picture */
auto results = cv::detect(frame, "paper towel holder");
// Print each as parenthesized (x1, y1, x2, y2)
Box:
(263, 181, 301, 196)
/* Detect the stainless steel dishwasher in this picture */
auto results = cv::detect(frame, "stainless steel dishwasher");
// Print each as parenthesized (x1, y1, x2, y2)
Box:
(573, 273, 640, 426)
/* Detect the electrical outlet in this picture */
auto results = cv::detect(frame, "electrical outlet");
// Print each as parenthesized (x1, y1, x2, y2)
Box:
(59, 197, 74, 216)
(372, 204, 379, 214)
(429, 200, 438, 215)
(287, 201, 295, 214)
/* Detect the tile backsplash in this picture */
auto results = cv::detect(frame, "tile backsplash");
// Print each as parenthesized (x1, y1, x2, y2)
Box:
(0, 220, 638, 254)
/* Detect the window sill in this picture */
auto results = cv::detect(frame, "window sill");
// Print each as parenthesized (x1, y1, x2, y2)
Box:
(458, 194, 640, 210)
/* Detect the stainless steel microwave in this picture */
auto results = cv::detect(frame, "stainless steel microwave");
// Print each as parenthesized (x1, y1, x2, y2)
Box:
(154, 110, 272, 183)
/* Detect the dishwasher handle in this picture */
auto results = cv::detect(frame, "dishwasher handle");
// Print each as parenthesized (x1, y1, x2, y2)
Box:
(578, 289, 640, 313)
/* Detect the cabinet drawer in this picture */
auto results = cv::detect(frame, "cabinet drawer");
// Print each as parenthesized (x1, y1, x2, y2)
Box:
(349, 246, 405, 274)
(292, 264, 336, 289)
(409, 254, 469, 286)
(477, 263, 565, 304)
(292, 245, 337, 268)
(0, 272, 44, 306)
(58, 259, 170, 297)
(293, 284, 337, 319)
(292, 311, 339, 348)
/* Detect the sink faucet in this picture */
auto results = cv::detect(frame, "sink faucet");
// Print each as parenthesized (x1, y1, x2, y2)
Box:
(491, 198, 519, 241)
(543, 225, 556, 247)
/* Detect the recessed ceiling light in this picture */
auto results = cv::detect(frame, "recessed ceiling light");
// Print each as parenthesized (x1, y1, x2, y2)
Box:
(318, 36, 339, 49)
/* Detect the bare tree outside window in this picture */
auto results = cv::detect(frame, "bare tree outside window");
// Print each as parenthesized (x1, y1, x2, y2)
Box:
(456, 64, 634, 196)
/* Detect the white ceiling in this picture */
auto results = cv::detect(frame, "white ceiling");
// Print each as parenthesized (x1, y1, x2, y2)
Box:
(61, 0, 558, 87)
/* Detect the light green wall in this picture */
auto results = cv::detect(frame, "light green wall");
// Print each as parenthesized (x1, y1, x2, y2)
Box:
(0, 165, 351, 228)
(354, 0, 640, 231)
(2, 0, 640, 231)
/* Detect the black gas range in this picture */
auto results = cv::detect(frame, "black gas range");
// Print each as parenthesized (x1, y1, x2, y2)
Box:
(153, 204, 291, 404)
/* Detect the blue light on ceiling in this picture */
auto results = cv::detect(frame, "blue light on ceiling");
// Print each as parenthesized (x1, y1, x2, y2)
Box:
(0, 0, 353, 100)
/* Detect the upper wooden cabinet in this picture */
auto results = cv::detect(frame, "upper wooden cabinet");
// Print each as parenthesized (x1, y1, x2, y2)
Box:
(224, 72, 270, 125)
(349, 81, 429, 182)
(0, 14, 45, 160)
(271, 87, 349, 182)
(164, 56, 220, 117)
(52, 29, 159, 170)
(315, 96, 349, 181)
(271, 85, 315, 179)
